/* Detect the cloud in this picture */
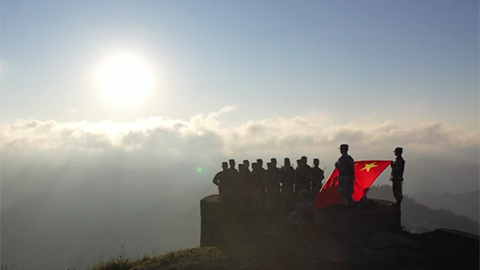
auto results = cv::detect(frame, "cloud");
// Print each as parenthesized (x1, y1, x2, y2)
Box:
(66, 107, 77, 114)
(1, 106, 478, 169)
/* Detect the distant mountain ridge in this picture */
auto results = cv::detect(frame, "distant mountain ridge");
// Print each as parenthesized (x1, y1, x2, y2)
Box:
(412, 190, 479, 222)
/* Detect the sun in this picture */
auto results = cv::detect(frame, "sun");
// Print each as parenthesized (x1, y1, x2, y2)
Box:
(98, 54, 152, 106)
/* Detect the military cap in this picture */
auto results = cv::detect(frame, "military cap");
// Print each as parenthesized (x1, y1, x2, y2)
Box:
(229, 159, 235, 162)
(339, 144, 349, 150)
(256, 158, 263, 162)
(222, 162, 228, 166)
(301, 156, 307, 160)
(243, 159, 249, 163)
(271, 158, 277, 162)
(394, 147, 403, 153)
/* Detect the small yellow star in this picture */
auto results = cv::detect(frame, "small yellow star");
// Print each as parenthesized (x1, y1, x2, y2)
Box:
(360, 162, 378, 172)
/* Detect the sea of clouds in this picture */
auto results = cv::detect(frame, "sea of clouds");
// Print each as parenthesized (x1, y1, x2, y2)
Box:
(1, 105, 478, 172)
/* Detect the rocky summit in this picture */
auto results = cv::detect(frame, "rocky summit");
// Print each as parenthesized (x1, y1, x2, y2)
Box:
(199, 194, 479, 270)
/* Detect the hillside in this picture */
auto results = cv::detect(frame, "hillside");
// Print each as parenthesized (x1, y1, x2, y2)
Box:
(412, 190, 479, 222)
(368, 185, 480, 235)
(90, 195, 479, 270)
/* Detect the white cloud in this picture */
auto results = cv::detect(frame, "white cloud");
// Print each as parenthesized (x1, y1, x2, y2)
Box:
(0, 106, 478, 169)
(66, 107, 77, 114)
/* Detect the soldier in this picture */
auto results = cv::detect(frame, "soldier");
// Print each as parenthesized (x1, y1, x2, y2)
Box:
(257, 158, 266, 175)
(236, 164, 250, 214)
(250, 162, 264, 215)
(280, 157, 296, 211)
(288, 189, 316, 232)
(243, 159, 250, 172)
(295, 159, 310, 193)
(335, 144, 355, 207)
(390, 147, 405, 208)
(311, 158, 325, 199)
(212, 162, 234, 212)
(265, 162, 280, 212)
(228, 159, 238, 174)
(271, 158, 282, 188)
(301, 156, 311, 170)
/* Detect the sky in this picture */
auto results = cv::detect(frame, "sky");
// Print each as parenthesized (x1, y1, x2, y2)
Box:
(1, 0, 479, 171)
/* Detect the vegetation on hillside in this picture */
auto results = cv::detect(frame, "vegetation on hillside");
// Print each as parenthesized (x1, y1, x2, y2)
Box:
(90, 247, 229, 270)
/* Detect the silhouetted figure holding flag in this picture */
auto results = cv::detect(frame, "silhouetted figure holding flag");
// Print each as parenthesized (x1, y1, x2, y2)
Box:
(335, 144, 355, 207)
(390, 147, 405, 208)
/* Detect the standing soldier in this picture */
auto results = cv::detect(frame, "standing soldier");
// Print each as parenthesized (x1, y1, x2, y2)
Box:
(236, 164, 250, 214)
(280, 158, 296, 211)
(295, 159, 309, 193)
(250, 162, 264, 215)
(335, 144, 355, 207)
(257, 158, 266, 175)
(227, 159, 238, 212)
(390, 147, 405, 208)
(212, 162, 234, 213)
(311, 158, 325, 199)
(265, 162, 280, 213)
(228, 159, 238, 174)
(243, 159, 251, 172)
(271, 158, 281, 175)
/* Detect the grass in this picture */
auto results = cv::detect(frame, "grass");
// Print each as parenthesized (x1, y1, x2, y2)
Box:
(90, 246, 229, 270)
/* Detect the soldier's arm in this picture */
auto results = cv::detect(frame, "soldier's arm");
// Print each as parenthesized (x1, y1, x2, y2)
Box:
(392, 160, 402, 171)
(212, 172, 221, 186)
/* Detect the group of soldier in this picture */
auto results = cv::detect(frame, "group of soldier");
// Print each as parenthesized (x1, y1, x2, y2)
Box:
(212, 156, 325, 215)
(212, 143, 406, 221)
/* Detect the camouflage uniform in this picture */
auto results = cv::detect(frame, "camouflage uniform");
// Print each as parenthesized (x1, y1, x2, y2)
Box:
(390, 147, 405, 206)
(288, 189, 316, 229)
(335, 145, 355, 207)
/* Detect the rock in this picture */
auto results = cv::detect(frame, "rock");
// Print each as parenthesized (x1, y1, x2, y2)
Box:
(369, 231, 421, 251)
(200, 194, 225, 247)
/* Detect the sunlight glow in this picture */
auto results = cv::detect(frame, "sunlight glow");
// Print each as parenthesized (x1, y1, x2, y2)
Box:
(98, 55, 152, 106)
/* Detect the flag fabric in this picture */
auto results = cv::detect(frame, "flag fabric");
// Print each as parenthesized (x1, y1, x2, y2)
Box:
(314, 160, 391, 210)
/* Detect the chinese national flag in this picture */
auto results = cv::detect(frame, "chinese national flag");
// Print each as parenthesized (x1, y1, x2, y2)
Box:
(314, 160, 391, 210)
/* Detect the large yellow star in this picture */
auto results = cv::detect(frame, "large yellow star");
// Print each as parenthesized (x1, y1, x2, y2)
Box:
(360, 162, 378, 172)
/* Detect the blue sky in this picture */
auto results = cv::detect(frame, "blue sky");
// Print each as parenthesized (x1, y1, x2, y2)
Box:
(1, 0, 478, 168)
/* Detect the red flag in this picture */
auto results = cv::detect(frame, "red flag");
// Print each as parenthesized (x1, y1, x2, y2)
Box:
(314, 160, 391, 209)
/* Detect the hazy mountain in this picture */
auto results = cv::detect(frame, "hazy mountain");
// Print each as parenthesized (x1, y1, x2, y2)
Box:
(2, 158, 478, 270)
(0, 161, 214, 270)
(411, 190, 479, 222)
(368, 185, 479, 235)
